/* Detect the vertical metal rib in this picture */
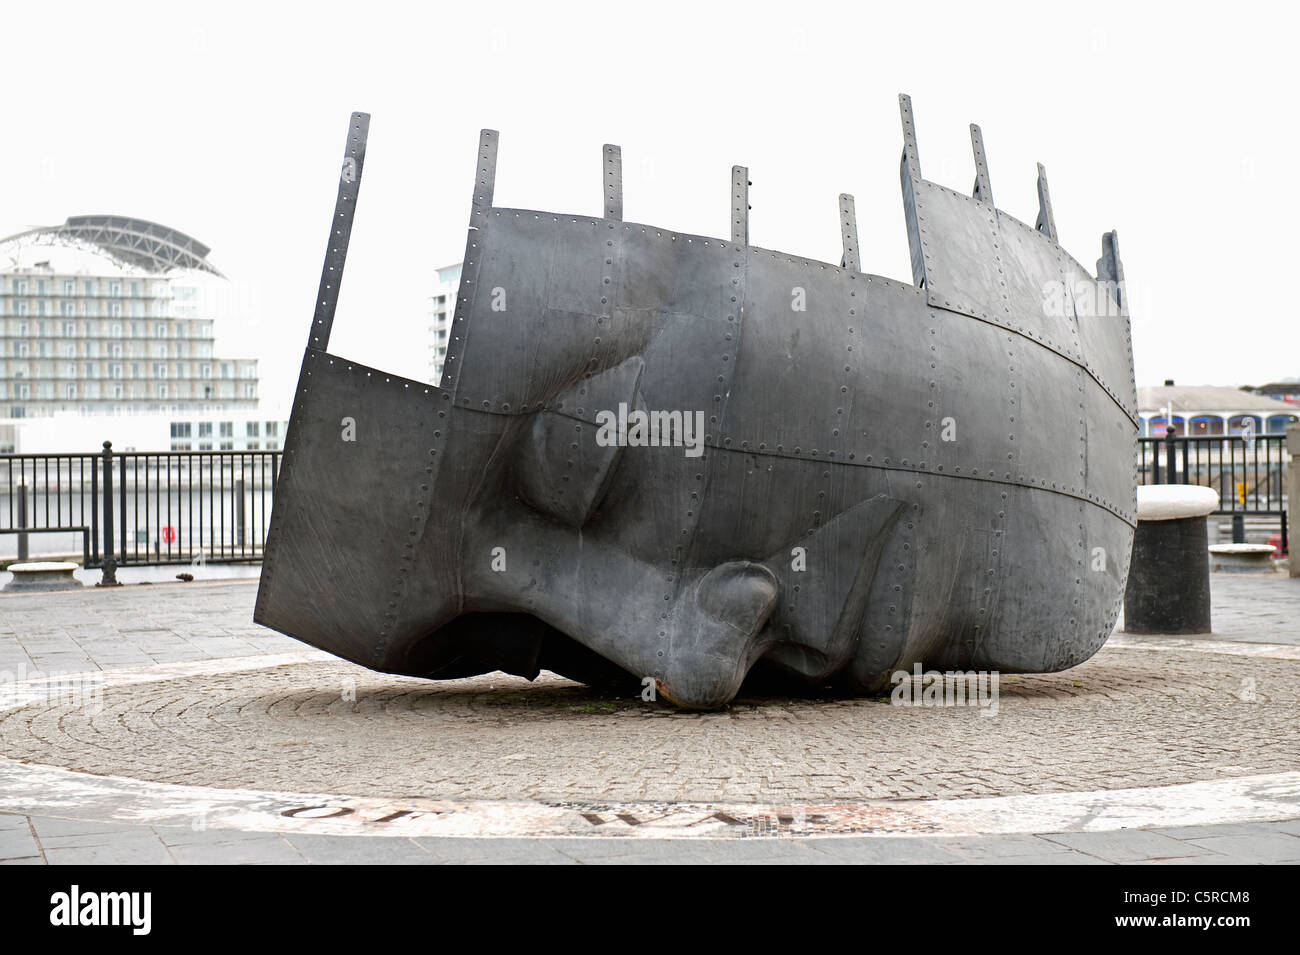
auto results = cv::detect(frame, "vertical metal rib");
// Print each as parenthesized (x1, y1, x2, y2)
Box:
(731, 165, 749, 245)
(603, 144, 623, 220)
(838, 193, 859, 272)
(1097, 230, 1126, 313)
(970, 123, 993, 205)
(310, 111, 369, 351)
(1035, 162, 1058, 242)
(899, 93, 921, 182)
(474, 129, 499, 209)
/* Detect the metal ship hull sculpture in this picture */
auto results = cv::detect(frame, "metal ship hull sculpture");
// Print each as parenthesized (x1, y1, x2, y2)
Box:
(255, 96, 1138, 710)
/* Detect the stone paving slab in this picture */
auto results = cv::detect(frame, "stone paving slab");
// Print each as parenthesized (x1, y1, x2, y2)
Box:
(2, 576, 1300, 863)
(3, 810, 1298, 864)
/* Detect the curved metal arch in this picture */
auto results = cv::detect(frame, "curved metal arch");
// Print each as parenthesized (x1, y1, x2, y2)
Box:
(0, 215, 223, 277)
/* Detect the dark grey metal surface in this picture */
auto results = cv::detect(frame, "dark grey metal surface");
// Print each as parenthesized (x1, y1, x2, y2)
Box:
(255, 95, 1138, 709)
(1125, 517, 1211, 634)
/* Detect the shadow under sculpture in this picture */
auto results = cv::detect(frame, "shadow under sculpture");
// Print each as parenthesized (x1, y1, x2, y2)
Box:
(254, 96, 1138, 710)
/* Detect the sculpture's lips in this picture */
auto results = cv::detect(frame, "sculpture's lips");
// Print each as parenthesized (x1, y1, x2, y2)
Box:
(256, 96, 1137, 709)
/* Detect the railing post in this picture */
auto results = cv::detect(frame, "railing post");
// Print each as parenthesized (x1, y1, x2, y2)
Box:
(235, 477, 246, 548)
(16, 480, 28, 562)
(99, 440, 119, 586)
(1165, 435, 1177, 484)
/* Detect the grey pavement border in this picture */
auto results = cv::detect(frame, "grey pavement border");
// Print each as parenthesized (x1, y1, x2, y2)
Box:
(3, 810, 1299, 864)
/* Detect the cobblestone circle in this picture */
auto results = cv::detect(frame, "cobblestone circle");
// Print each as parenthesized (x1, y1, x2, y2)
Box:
(2, 646, 1297, 803)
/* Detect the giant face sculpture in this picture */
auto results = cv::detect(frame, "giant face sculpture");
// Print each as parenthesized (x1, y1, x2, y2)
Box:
(255, 96, 1137, 710)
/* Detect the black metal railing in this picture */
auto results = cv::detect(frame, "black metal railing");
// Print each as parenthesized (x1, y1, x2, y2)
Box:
(0, 436, 1290, 582)
(1, 442, 281, 584)
(1136, 434, 1289, 551)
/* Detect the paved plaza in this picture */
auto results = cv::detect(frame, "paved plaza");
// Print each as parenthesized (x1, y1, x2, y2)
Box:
(1, 573, 1299, 864)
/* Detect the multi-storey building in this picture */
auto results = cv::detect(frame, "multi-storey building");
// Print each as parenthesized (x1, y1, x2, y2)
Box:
(0, 216, 258, 420)
(428, 262, 461, 384)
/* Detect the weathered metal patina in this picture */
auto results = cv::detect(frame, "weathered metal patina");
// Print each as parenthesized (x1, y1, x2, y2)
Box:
(255, 97, 1137, 709)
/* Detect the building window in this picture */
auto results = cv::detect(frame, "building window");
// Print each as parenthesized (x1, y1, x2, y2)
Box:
(247, 422, 260, 436)
(219, 422, 232, 437)
(63, 280, 75, 295)
(219, 441, 233, 451)
(62, 321, 74, 336)
(60, 301, 75, 317)
(198, 422, 213, 437)
(108, 280, 121, 296)
(65, 384, 76, 399)
(15, 301, 27, 316)
(83, 280, 97, 295)
(266, 422, 279, 437)
(154, 323, 167, 338)
(14, 280, 27, 294)
(170, 422, 192, 439)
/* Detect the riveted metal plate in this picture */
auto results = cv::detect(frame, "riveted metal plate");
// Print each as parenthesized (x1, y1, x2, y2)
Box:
(259, 100, 1139, 710)
(839, 194, 859, 272)
(310, 111, 369, 351)
(731, 165, 749, 246)
(603, 144, 622, 221)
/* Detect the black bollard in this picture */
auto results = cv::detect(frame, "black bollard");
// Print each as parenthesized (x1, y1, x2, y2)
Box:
(16, 484, 28, 562)
(1125, 515, 1212, 634)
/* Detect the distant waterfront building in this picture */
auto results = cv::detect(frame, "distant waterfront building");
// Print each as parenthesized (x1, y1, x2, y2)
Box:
(0, 409, 288, 454)
(1138, 382, 1300, 437)
(0, 216, 258, 422)
(1246, 380, 1300, 406)
(428, 262, 461, 384)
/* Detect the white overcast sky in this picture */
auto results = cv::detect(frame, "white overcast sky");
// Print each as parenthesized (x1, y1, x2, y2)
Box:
(3, 0, 1296, 409)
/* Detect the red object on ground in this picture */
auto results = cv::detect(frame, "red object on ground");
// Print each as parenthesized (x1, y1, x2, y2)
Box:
(162, 525, 176, 544)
